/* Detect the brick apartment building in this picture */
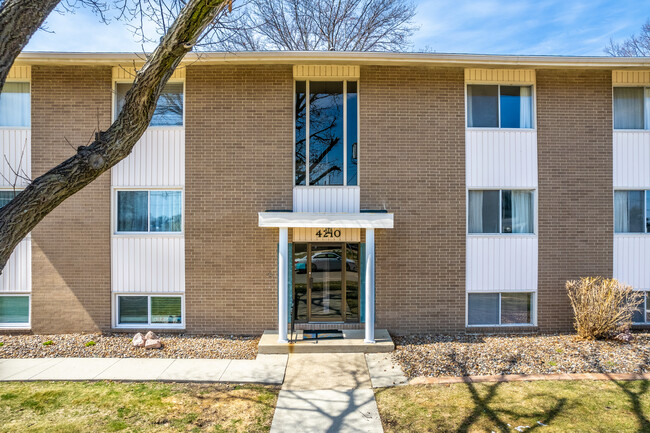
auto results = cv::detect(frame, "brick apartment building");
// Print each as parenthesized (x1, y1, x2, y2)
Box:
(1, 51, 649, 342)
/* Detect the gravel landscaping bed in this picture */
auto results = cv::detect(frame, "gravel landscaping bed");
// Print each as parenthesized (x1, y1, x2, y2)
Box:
(0, 333, 259, 359)
(393, 333, 650, 378)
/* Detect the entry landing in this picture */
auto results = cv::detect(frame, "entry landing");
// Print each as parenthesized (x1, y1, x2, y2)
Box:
(258, 329, 394, 354)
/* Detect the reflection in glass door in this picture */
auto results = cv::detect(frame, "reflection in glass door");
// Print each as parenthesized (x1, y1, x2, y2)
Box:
(292, 243, 360, 323)
(310, 244, 343, 321)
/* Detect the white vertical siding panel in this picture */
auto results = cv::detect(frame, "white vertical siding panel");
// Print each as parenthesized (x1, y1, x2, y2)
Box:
(0, 238, 31, 293)
(111, 128, 184, 187)
(292, 186, 360, 213)
(466, 237, 538, 292)
(466, 130, 537, 188)
(613, 131, 650, 188)
(0, 129, 31, 188)
(614, 236, 650, 289)
(112, 237, 184, 293)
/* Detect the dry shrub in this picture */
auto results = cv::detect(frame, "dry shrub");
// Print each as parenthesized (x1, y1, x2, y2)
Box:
(566, 277, 643, 340)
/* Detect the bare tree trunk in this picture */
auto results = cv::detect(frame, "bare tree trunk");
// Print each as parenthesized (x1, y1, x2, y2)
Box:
(0, 0, 61, 91)
(0, 0, 230, 271)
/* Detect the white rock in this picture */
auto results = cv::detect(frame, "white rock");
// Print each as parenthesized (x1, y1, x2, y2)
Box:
(132, 333, 145, 347)
(145, 338, 162, 349)
(144, 331, 158, 341)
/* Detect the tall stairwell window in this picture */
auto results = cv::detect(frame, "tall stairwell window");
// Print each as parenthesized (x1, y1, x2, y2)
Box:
(295, 80, 358, 186)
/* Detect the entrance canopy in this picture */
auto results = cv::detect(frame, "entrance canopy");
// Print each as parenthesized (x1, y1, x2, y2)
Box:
(259, 210, 393, 345)
(258, 212, 394, 229)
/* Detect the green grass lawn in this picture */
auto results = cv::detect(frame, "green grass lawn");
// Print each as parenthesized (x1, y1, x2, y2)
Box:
(375, 380, 650, 433)
(0, 381, 278, 433)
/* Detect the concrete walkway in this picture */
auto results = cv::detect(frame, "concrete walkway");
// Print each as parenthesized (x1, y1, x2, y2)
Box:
(270, 353, 407, 433)
(0, 351, 410, 433)
(0, 354, 287, 384)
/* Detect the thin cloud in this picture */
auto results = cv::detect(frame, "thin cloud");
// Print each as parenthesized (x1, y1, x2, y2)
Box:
(23, 0, 650, 55)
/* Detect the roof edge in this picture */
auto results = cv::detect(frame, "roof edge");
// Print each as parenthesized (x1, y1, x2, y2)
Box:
(13, 51, 650, 68)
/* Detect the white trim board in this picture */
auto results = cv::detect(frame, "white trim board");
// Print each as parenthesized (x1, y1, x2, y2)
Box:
(258, 212, 394, 229)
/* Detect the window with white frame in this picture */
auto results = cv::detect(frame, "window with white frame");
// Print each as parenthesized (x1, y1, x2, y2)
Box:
(116, 190, 182, 233)
(615, 190, 650, 233)
(468, 292, 533, 326)
(0, 82, 30, 127)
(0, 190, 29, 327)
(0, 295, 29, 326)
(115, 82, 184, 126)
(467, 84, 533, 128)
(468, 190, 534, 234)
(117, 295, 182, 326)
(613, 87, 650, 129)
(0, 190, 18, 207)
(633, 291, 650, 324)
(295, 80, 358, 186)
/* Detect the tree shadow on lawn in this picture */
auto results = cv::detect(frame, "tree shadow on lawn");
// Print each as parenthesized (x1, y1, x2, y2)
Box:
(447, 352, 567, 433)
(582, 348, 650, 433)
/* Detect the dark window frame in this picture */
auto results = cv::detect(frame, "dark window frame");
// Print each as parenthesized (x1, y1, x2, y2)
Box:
(294, 80, 359, 186)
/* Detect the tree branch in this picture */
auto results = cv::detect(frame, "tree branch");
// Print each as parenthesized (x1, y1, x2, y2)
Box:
(0, 0, 230, 271)
(0, 0, 61, 90)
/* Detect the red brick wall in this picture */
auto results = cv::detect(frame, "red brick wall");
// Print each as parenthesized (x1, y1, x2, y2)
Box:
(30, 66, 113, 333)
(360, 66, 467, 333)
(184, 65, 293, 334)
(536, 69, 613, 331)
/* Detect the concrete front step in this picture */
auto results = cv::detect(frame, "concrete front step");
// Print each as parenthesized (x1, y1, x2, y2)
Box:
(258, 329, 394, 354)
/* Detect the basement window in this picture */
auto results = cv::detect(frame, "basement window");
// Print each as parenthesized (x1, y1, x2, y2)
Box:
(117, 295, 183, 327)
(467, 292, 533, 326)
(632, 291, 650, 323)
(0, 295, 29, 327)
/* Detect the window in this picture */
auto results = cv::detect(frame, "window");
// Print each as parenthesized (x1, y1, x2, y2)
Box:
(468, 190, 534, 234)
(116, 190, 182, 233)
(0, 190, 18, 208)
(613, 87, 650, 129)
(0, 295, 29, 326)
(467, 84, 533, 128)
(115, 82, 183, 126)
(117, 295, 182, 326)
(0, 192, 29, 328)
(615, 190, 650, 233)
(632, 291, 650, 324)
(0, 82, 30, 127)
(468, 292, 533, 326)
(295, 80, 358, 186)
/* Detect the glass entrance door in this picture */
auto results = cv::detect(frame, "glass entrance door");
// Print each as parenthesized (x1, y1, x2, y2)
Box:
(292, 243, 360, 323)
(309, 244, 343, 321)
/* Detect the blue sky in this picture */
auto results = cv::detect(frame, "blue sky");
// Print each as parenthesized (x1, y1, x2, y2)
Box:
(25, 0, 649, 56)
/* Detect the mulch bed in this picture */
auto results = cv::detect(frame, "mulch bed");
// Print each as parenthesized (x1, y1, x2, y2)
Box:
(0, 333, 259, 359)
(392, 333, 650, 379)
